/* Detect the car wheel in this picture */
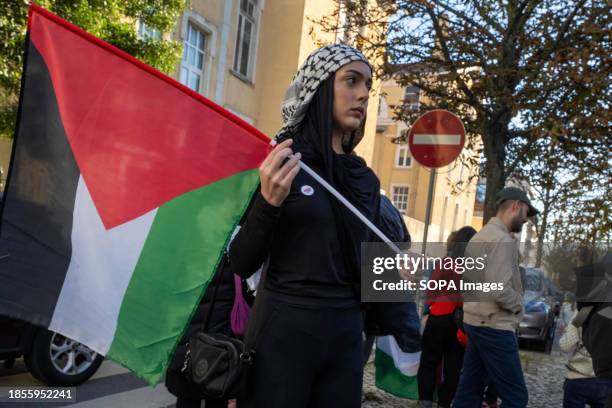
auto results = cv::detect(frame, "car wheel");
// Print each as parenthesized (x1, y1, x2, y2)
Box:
(24, 328, 104, 386)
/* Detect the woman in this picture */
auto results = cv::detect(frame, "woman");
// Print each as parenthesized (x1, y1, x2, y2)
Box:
(228, 44, 379, 407)
(417, 226, 477, 408)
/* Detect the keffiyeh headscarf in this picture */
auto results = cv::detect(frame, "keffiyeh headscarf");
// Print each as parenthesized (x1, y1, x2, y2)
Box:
(271, 44, 379, 296)
(275, 44, 372, 141)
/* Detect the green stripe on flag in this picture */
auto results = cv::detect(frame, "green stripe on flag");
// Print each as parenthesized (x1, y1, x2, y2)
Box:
(107, 169, 259, 384)
(375, 347, 419, 400)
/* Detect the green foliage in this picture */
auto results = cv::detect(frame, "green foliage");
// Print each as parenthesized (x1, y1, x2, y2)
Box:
(0, 0, 186, 138)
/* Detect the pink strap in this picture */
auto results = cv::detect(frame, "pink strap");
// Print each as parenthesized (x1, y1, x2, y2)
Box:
(231, 274, 250, 337)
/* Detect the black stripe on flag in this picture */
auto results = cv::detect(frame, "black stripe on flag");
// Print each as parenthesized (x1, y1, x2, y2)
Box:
(0, 40, 80, 328)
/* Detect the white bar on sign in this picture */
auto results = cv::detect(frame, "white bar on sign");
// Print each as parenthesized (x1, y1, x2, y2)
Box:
(413, 134, 461, 145)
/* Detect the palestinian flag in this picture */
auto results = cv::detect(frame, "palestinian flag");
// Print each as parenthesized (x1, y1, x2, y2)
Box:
(0, 4, 269, 384)
(375, 335, 420, 399)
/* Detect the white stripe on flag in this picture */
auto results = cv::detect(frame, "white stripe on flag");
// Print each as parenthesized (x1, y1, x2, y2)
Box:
(49, 177, 157, 355)
(413, 134, 461, 145)
(376, 335, 421, 377)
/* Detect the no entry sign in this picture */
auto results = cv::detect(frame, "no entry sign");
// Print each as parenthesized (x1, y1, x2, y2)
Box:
(408, 110, 465, 168)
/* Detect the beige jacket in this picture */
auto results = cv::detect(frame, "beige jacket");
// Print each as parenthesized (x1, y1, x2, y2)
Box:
(463, 217, 524, 332)
(559, 320, 596, 379)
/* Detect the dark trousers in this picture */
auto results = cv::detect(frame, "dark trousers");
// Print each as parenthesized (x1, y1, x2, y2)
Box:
(417, 314, 464, 407)
(453, 323, 528, 408)
(238, 293, 363, 408)
(176, 398, 226, 408)
(363, 334, 376, 366)
(563, 378, 612, 408)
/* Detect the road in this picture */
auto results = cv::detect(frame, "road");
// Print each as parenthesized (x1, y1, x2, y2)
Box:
(0, 358, 177, 407)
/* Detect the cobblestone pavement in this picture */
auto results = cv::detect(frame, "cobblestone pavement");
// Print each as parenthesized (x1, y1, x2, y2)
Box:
(362, 328, 568, 407)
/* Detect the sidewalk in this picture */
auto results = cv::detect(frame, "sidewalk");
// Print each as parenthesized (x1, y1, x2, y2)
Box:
(362, 346, 567, 407)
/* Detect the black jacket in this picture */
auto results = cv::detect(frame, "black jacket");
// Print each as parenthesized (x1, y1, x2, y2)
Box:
(583, 302, 612, 378)
(165, 254, 246, 398)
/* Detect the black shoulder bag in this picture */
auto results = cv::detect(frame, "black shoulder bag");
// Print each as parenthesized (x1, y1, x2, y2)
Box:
(181, 260, 255, 399)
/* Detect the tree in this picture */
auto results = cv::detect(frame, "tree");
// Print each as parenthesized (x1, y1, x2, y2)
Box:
(316, 0, 610, 221)
(0, 0, 186, 138)
(516, 135, 610, 267)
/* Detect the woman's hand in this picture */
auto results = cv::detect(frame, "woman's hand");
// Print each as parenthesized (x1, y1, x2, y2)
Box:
(259, 139, 302, 207)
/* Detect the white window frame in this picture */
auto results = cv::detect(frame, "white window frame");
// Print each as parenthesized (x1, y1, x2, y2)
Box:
(179, 12, 217, 96)
(395, 144, 412, 169)
(377, 96, 389, 118)
(391, 184, 410, 215)
(404, 86, 420, 112)
(232, 0, 261, 81)
(137, 20, 162, 40)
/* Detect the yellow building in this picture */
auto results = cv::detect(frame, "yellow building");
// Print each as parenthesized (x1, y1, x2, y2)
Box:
(163, 0, 380, 162)
(371, 76, 479, 253)
(1, 1, 381, 187)
(162, 1, 477, 250)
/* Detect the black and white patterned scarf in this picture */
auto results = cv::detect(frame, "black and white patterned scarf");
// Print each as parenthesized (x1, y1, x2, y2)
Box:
(275, 44, 371, 141)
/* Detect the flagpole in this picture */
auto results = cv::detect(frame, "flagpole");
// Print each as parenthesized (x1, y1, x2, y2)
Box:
(270, 140, 402, 255)
(297, 157, 402, 256)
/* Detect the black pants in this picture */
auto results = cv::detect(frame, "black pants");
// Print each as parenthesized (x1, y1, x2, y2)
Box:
(363, 334, 376, 367)
(176, 398, 226, 408)
(417, 314, 464, 408)
(238, 292, 363, 408)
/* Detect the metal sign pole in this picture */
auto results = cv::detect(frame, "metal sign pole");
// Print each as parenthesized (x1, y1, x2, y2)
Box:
(421, 168, 436, 255)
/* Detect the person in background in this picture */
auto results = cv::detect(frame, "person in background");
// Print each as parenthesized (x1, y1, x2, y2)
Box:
(454, 187, 539, 408)
(559, 307, 611, 408)
(417, 226, 476, 408)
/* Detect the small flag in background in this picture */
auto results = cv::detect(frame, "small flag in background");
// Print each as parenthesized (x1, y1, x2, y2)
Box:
(0, 4, 269, 385)
(375, 335, 420, 399)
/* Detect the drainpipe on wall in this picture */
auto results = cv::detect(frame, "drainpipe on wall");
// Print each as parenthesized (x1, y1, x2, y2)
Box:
(215, 0, 234, 105)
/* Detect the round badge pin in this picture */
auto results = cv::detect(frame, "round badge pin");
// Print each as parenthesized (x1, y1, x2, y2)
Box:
(301, 185, 314, 196)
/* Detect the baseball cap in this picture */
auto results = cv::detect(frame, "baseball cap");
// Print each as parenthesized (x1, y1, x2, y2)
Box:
(496, 187, 540, 217)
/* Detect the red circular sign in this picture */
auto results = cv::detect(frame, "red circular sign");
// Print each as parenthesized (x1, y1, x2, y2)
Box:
(408, 110, 465, 168)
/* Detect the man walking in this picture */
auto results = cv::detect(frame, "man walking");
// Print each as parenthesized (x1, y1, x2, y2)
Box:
(453, 187, 539, 408)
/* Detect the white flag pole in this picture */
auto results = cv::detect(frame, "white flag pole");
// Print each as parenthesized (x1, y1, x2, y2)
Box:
(296, 157, 402, 255)
(270, 139, 403, 255)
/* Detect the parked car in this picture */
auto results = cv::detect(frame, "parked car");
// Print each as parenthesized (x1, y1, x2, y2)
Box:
(518, 267, 560, 353)
(0, 315, 104, 386)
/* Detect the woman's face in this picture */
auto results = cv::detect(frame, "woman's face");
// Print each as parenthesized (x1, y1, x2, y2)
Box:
(333, 61, 372, 133)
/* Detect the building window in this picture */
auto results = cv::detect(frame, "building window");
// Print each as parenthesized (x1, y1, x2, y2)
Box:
(233, 0, 258, 78)
(137, 21, 161, 40)
(391, 185, 409, 215)
(180, 23, 209, 92)
(404, 86, 420, 112)
(378, 96, 388, 117)
(395, 145, 412, 168)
